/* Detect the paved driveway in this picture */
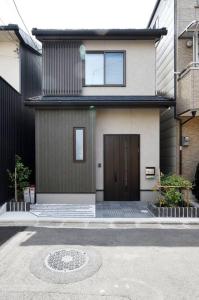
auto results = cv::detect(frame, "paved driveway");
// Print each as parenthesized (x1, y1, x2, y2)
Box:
(0, 224, 199, 299)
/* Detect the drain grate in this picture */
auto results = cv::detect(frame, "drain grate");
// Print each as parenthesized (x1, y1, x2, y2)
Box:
(45, 249, 88, 272)
(30, 246, 102, 284)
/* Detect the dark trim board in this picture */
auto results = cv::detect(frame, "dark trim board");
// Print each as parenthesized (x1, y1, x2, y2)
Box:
(25, 95, 175, 108)
(104, 134, 140, 201)
(0, 24, 41, 55)
(32, 28, 167, 42)
(147, 0, 161, 28)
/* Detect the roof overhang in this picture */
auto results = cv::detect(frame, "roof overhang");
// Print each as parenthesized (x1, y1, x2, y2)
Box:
(0, 24, 41, 54)
(25, 95, 175, 108)
(179, 20, 199, 39)
(32, 28, 167, 42)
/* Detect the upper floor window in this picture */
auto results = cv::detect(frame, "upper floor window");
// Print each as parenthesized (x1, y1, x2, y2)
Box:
(84, 51, 125, 86)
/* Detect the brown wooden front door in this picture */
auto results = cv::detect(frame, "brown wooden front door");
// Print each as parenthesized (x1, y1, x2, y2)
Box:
(104, 135, 140, 201)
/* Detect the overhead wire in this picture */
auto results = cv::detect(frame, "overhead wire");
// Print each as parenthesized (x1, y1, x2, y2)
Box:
(12, 0, 39, 50)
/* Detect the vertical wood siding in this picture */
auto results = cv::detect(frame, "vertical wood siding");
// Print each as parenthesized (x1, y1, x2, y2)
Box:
(0, 46, 41, 203)
(0, 77, 22, 203)
(36, 109, 95, 193)
(42, 41, 82, 95)
(20, 46, 42, 177)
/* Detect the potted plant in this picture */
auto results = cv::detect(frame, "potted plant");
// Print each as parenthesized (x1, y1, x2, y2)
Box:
(7, 155, 32, 211)
(148, 174, 197, 217)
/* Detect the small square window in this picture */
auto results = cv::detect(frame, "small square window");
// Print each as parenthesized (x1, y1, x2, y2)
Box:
(73, 128, 86, 162)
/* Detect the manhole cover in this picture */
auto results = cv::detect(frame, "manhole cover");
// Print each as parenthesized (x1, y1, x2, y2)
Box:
(30, 246, 102, 284)
(45, 249, 88, 272)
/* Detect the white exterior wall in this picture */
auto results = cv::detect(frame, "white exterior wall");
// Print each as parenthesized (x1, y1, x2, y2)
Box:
(150, 0, 175, 97)
(0, 41, 20, 92)
(150, 0, 178, 175)
(82, 40, 156, 96)
(96, 108, 160, 202)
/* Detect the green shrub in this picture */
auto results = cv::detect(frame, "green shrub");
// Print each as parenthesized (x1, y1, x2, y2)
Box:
(156, 174, 192, 207)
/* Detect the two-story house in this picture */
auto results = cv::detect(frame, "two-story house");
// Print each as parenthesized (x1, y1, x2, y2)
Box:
(148, 0, 199, 184)
(25, 28, 174, 207)
(0, 24, 41, 203)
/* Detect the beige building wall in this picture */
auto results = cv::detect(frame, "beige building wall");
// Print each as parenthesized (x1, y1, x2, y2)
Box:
(96, 108, 160, 202)
(0, 41, 20, 92)
(82, 40, 155, 96)
(182, 118, 199, 180)
(176, 0, 199, 181)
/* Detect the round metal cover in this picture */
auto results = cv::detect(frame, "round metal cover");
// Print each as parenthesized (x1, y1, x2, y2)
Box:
(30, 246, 102, 284)
(45, 249, 88, 272)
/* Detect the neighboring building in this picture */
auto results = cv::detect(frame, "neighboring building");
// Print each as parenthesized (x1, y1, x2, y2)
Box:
(0, 24, 41, 203)
(25, 27, 174, 205)
(148, 0, 199, 182)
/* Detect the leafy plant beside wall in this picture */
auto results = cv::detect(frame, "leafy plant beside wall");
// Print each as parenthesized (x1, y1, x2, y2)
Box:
(154, 174, 192, 207)
(7, 155, 31, 202)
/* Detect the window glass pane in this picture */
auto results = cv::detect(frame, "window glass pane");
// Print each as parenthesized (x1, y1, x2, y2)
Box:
(75, 129, 84, 161)
(105, 52, 124, 85)
(85, 53, 104, 85)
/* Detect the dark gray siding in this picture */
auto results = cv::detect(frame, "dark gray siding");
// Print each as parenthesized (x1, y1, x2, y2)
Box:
(0, 44, 41, 204)
(43, 41, 82, 96)
(20, 45, 42, 179)
(0, 77, 22, 203)
(36, 109, 95, 193)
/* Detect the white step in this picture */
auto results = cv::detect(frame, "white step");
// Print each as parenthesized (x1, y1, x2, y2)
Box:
(30, 204, 95, 218)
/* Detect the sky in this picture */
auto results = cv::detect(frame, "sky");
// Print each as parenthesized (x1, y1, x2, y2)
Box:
(0, 0, 157, 33)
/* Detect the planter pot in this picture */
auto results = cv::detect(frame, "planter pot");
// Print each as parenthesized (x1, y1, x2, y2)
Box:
(6, 201, 30, 212)
(148, 202, 199, 218)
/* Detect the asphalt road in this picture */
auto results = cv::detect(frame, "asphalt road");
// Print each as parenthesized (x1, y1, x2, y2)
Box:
(0, 224, 199, 299)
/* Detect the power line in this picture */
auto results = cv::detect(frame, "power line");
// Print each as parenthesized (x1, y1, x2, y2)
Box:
(12, 0, 39, 50)
(12, 0, 31, 37)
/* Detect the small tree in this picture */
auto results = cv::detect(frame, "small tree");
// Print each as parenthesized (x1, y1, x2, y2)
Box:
(7, 155, 31, 201)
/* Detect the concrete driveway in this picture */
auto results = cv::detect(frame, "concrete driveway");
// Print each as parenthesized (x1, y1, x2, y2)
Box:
(0, 224, 199, 299)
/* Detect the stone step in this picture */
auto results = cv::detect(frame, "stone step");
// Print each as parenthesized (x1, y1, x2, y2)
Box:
(30, 204, 95, 218)
(31, 212, 95, 218)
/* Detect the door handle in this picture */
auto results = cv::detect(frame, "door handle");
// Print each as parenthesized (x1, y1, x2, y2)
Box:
(114, 172, 117, 182)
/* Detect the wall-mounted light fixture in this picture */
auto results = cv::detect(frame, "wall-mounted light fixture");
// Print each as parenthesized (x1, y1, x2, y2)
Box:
(186, 40, 193, 48)
(182, 136, 190, 147)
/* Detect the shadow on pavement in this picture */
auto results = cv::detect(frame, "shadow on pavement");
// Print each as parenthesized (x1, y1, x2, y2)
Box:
(0, 227, 26, 246)
(20, 227, 199, 247)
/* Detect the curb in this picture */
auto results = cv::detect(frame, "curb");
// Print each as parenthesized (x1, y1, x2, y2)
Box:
(1, 217, 199, 226)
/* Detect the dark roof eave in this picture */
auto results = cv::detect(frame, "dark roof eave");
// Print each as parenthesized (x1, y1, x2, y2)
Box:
(25, 95, 175, 108)
(0, 24, 41, 55)
(32, 28, 167, 42)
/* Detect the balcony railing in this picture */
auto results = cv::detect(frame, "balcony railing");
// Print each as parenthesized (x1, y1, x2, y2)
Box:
(177, 62, 199, 115)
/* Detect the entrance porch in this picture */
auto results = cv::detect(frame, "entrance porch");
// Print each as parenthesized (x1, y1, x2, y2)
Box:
(30, 201, 153, 218)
